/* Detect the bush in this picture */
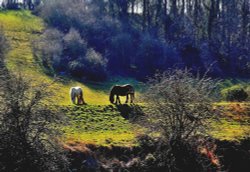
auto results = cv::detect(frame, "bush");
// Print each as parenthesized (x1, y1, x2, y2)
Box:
(33, 28, 63, 72)
(68, 48, 107, 81)
(245, 86, 250, 101)
(141, 69, 218, 141)
(63, 28, 87, 60)
(221, 85, 248, 102)
(0, 72, 68, 172)
(35, 27, 108, 81)
(84, 48, 107, 81)
(0, 28, 8, 62)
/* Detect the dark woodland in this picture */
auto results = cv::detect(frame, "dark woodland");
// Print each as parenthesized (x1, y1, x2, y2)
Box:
(3, 0, 249, 81)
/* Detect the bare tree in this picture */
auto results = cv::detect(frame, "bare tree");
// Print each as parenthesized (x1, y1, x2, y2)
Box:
(141, 69, 219, 142)
(137, 69, 220, 171)
(0, 71, 68, 172)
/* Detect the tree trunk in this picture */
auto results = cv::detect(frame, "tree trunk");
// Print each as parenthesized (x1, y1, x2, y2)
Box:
(208, 0, 216, 41)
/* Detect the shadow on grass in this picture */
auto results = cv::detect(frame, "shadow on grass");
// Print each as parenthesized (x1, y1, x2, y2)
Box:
(116, 104, 144, 121)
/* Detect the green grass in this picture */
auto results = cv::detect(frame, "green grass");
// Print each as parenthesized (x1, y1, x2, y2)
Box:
(210, 118, 250, 141)
(210, 103, 250, 141)
(0, 10, 142, 106)
(1, 10, 249, 146)
(61, 105, 140, 146)
(0, 10, 141, 146)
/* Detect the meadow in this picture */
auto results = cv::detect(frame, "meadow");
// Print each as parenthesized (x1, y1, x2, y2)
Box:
(0, 10, 249, 147)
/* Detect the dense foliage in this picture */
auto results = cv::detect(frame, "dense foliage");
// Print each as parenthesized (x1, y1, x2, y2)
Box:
(34, 28, 108, 81)
(32, 0, 249, 81)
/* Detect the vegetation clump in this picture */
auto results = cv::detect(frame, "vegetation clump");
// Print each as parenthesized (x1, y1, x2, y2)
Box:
(221, 85, 248, 102)
(34, 27, 108, 81)
(0, 32, 68, 171)
(140, 69, 219, 171)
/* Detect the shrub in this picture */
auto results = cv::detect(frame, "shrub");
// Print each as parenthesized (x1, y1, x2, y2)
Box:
(68, 49, 108, 81)
(63, 28, 87, 60)
(221, 85, 248, 102)
(245, 86, 250, 101)
(68, 59, 85, 78)
(0, 72, 68, 172)
(140, 69, 220, 171)
(141, 69, 218, 141)
(33, 28, 63, 72)
(83, 48, 108, 81)
(0, 27, 8, 62)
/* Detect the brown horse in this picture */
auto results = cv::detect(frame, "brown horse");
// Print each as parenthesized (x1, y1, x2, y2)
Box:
(109, 84, 135, 104)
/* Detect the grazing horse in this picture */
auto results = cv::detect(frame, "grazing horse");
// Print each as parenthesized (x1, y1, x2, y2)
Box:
(70, 87, 86, 105)
(109, 84, 135, 104)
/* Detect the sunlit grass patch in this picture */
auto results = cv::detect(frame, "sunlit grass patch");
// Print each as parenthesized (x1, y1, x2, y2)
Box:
(210, 102, 250, 141)
(0, 10, 43, 32)
(210, 118, 250, 141)
(61, 105, 139, 146)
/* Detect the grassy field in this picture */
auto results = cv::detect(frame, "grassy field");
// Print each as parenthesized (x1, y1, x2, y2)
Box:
(0, 10, 140, 146)
(0, 10, 249, 146)
(61, 105, 142, 146)
(211, 103, 250, 141)
(0, 10, 143, 105)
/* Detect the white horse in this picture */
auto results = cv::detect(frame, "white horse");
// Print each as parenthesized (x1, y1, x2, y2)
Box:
(70, 87, 86, 105)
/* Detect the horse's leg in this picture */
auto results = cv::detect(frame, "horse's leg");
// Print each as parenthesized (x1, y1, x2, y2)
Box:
(131, 93, 134, 103)
(76, 97, 79, 105)
(78, 95, 83, 105)
(70, 91, 75, 104)
(115, 95, 118, 104)
(79, 90, 85, 105)
(117, 95, 121, 104)
(125, 94, 129, 104)
(73, 94, 76, 104)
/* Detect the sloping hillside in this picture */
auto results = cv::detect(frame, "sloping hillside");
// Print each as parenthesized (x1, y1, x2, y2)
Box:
(1, 10, 249, 146)
(0, 10, 117, 105)
(0, 10, 139, 146)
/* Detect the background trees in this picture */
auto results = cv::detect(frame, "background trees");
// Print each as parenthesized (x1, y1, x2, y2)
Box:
(34, 0, 249, 80)
(1, 0, 249, 80)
